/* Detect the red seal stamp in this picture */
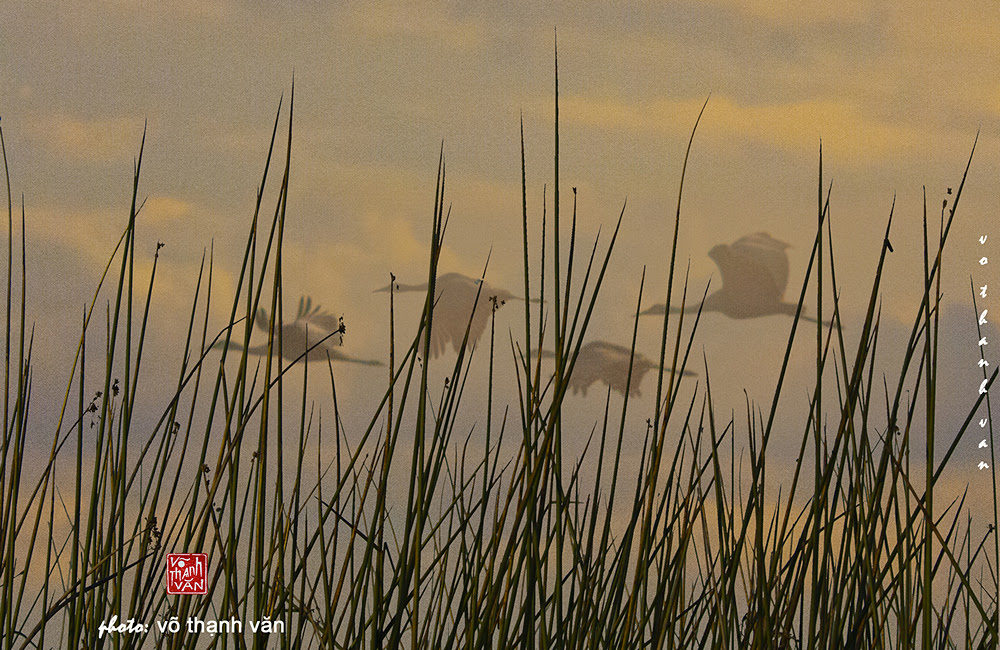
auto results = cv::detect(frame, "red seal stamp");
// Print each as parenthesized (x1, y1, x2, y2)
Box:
(166, 553, 208, 595)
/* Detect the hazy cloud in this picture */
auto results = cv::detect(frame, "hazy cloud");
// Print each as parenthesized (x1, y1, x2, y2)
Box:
(28, 115, 144, 163)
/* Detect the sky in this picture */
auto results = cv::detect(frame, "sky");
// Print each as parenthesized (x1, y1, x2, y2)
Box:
(3, 1, 1000, 507)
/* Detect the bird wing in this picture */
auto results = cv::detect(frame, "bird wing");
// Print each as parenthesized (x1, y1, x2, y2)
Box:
(428, 275, 489, 358)
(284, 318, 346, 362)
(284, 297, 344, 355)
(710, 233, 790, 302)
(299, 310, 342, 335)
(385, 273, 506, 359)
(586, 341, 631, 358)
(255, 308, 270, 333)
(736, 233, 791, 295)
(288, 296, 342, 334)
(431, 296, 489, 358)
(596, 342, 657, 394)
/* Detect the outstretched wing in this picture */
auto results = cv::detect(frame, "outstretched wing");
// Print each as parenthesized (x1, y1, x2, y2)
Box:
(255, 308, 270, 333)
(293, 296, 343, 334)
(300, 310, 343, 335)
(710, 232, 790, 302)
(426, 274, 491, 358)
(286, 296, 345, 359)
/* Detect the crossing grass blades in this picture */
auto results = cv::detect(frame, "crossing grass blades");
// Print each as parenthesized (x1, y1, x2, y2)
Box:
(0, 68, 998, 649)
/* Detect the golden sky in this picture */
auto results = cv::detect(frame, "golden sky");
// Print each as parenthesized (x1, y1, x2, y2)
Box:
(3, 1, 1000, 486)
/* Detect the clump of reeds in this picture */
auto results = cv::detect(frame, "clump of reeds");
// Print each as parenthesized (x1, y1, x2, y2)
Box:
(0, 61, 997, 650)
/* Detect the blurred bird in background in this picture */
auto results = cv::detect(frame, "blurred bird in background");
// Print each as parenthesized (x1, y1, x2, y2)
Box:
(215, 296, 382, 366)
(641, 232, 826, 323)
(376, 272, 521, 359)
(537, 340, 695, 397)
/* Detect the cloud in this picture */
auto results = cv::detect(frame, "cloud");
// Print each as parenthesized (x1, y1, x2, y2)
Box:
(98, 0, 230, 20)
(142, 196, 192, 224)
(344, 3, 483, 51)
(692, 0, 874, 27)
(26, 206, 127, 268)
(21, 196, 220, 320)
(29, 115, 144, 163)
(552, 94, 939, 162)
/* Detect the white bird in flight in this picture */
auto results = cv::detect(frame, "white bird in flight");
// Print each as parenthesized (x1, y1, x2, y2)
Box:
(641, 232, 824, 322)
(538, 341, 695, 397)
(217, 296, 382, 366)
(376, 272, 521, 359)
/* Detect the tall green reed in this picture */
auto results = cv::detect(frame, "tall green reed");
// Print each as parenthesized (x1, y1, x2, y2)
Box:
(0, 59, 997, 650)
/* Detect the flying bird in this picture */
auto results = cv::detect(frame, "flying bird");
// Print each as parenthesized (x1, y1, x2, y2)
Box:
(215, 296, 382, 366)
(376, 272, 521, 359)
(537, 341, 695, 397)
(641, 232, 825, 323)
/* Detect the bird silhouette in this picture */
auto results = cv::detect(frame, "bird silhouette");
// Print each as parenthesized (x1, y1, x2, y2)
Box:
(537, 341, 695, 397)
(376, 272, 520, 359)
(215, 296, 382, 366)
(641, 232, 825, 322)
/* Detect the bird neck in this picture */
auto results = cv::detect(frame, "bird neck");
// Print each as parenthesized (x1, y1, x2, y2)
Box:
(243, 343, 272, 356)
